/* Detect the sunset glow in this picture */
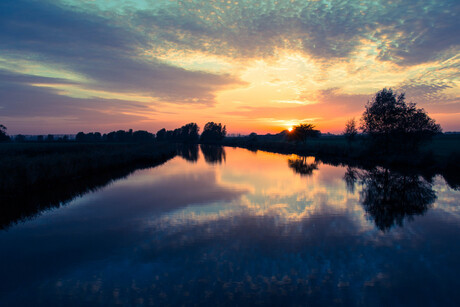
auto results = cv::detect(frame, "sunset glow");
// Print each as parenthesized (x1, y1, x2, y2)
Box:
(0, 0, 458, 134)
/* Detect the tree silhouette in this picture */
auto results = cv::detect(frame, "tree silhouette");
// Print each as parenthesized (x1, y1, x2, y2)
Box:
(361, 88, 441, 152)
(200, 122, 226, 142)
(14, 134, 26, 142)
(0, 124, 10, 142)
(343, 118, 357, 143)
(156, 128, 166, 141)
(287, 123, 320, 144)
(179, 123, 200, 142)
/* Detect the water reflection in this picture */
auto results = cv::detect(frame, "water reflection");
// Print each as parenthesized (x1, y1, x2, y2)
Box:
(288, 156, 318, 177)
(345, 167, 436, 231)
(200, 144, 226, 164)
(1, 148, 459, 306)
(177, 144, 199, 162)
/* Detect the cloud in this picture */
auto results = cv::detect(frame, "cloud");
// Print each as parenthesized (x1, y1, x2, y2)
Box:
(373, 1, 460, 65)
(0, 70, 153, 132)
(129, 0, 459, 65)
(224, 88, 368, 121)
(0, 69, 77, 85)
(0, 0, 245, 105)
(0, 0, 458, 133)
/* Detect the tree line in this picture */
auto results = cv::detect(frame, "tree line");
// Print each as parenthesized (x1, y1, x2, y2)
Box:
(287, 88, 441, 154)
(0, 122, 227, 143)
(0, 88, 442, 152)
(77, 122, 226, 143)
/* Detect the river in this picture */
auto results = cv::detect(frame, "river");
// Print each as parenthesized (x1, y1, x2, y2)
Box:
(1, 146, 459, 305)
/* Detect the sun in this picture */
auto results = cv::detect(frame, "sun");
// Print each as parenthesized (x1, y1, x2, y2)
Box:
(288, 126, 293, 132)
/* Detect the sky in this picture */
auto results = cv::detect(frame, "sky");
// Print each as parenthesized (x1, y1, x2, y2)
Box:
(0, 0, 459, 135)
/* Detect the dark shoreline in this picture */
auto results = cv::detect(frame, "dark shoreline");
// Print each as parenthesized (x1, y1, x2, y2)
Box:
(0, 142, 176, 229)
(1, 137, 459, 230)
(218, 135, 460, 190)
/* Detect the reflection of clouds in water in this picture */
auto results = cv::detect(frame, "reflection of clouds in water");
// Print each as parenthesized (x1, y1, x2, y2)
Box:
(2, 148, 460, 305)
(153, 149, 457, 234)
(153, 150, 369, 232)
(431, 175, 460, 215)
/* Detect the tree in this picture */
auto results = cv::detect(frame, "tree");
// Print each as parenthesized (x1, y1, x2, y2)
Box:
(14, 134, 26, 142)
(200, 122, 226, 142)
(0, 124, 10, 142)
(179, 123, 200, 142)
(343, 118, 358, 142)
(156, 128, 166, 141)
(75, 132, 86, 142)
(287, 123, 320, 144)
(361, 88, 441, 152)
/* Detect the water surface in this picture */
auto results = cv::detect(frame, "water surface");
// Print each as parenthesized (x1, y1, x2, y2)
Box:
(1, 147, 459, 306)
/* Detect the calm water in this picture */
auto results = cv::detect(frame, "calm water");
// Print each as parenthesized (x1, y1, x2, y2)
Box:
(1, 147, 459, 306)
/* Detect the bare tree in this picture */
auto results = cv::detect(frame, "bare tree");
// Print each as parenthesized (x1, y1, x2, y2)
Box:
(343, 118, 357, 142)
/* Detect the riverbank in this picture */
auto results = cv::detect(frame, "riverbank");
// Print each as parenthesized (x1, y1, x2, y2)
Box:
(0, 142, 177, 229)
(0, 142, 177, 192)
(220, 134, 460, 189)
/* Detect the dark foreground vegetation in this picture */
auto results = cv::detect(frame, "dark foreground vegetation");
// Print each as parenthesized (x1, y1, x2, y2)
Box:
(222, 133, 460, 189)
(0, 142, 176, 192)
(0, 142, 176, 229)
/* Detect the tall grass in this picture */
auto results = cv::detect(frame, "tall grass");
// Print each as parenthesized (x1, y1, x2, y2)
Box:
(0, 142, 177, 229)
(0, 142, 176, 192)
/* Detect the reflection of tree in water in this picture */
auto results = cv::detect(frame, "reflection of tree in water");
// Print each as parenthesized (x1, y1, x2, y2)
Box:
(288, 156, 318, 177)
(344, 166, 358, 194)
(344, 167, 436, 231)
(200, 145, 226, 164)
(177, 144, 199, 162)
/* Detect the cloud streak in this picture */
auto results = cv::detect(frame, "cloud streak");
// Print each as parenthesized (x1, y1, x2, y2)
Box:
(0, 0, 245, 105)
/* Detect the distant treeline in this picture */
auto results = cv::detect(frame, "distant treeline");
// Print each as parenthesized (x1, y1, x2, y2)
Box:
(75, 122, 225, 143)
(2, 122, 227, 144)
(76, 129, 154, 142)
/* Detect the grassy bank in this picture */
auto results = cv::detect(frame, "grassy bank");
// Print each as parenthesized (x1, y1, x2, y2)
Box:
(0, 142, 177, 229)
(221, 134, 460, 189)
(0, 142, 176, 192)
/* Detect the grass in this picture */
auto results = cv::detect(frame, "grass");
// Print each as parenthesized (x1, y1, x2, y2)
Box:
(0, 142, 177, 192)
(0, 142, 177, 229)
(222, 134, 460, 189)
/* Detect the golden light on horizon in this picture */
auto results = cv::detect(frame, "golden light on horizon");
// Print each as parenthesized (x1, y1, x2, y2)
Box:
(288, 126, 293, 132)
